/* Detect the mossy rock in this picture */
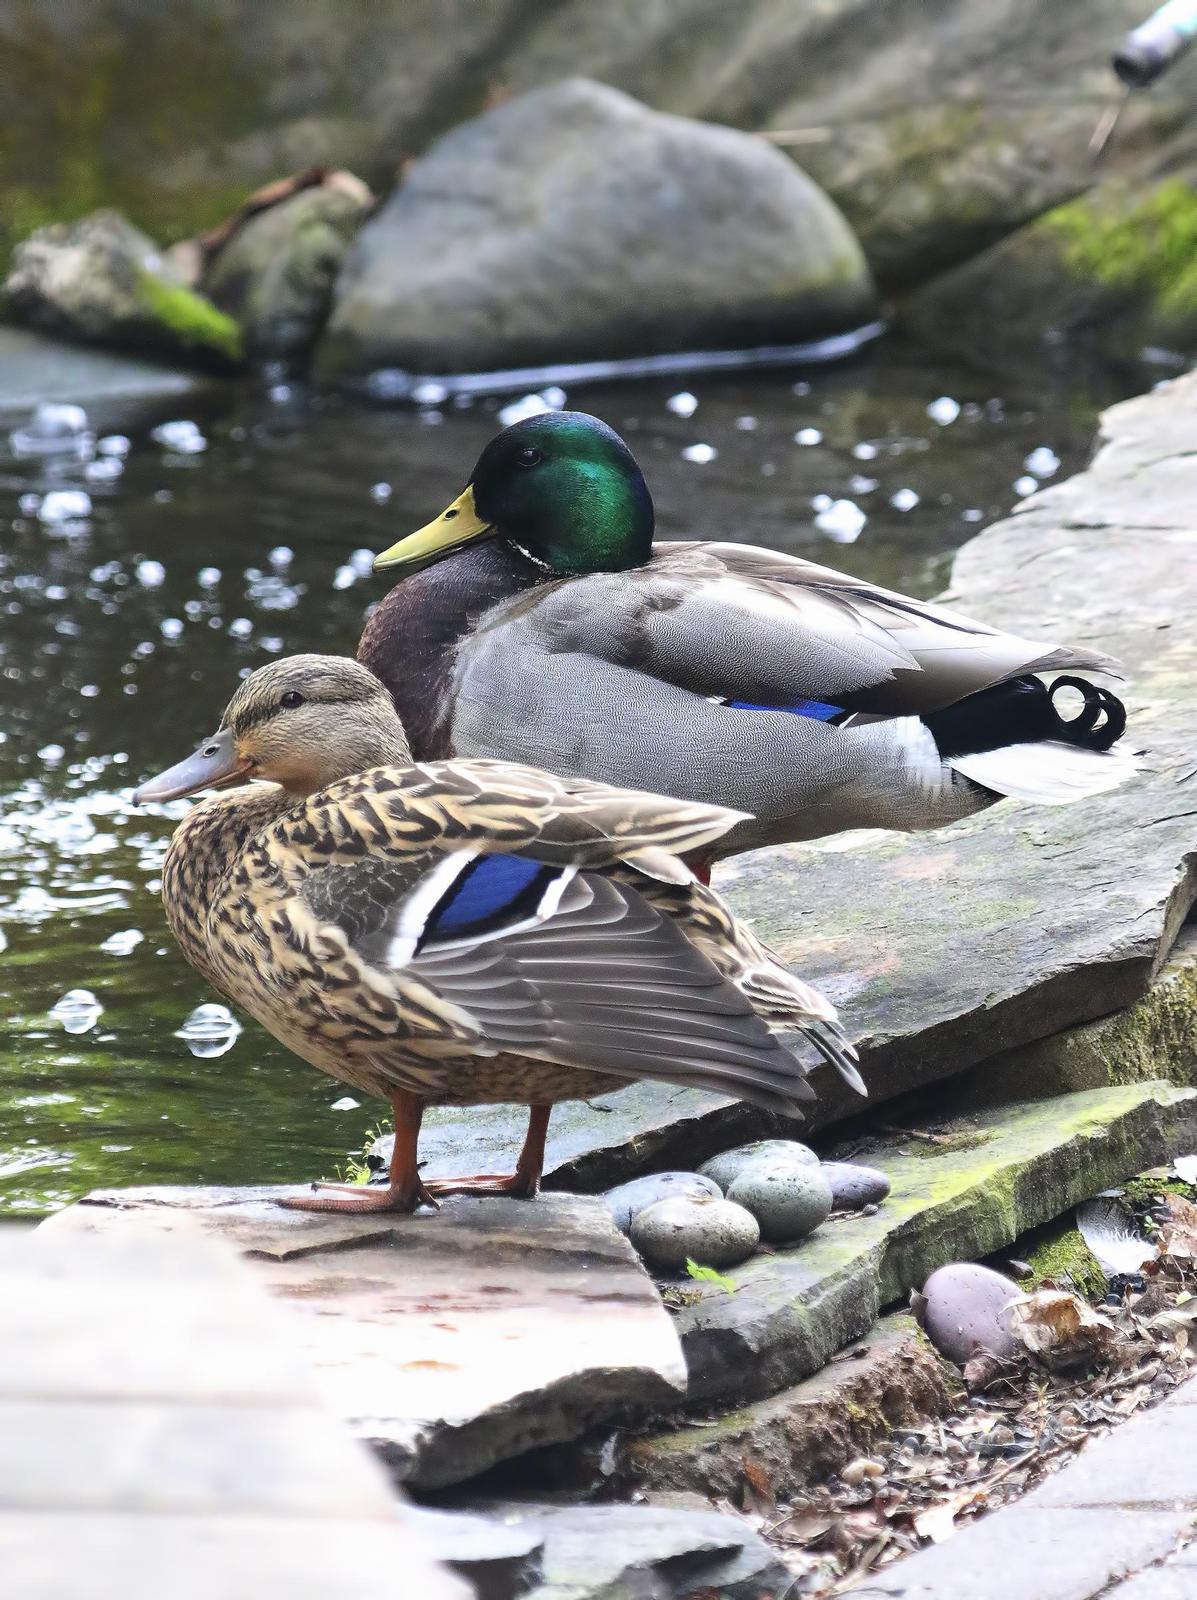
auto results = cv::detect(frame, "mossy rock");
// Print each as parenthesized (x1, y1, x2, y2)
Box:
(202, 179, 372, 367)
(1020, 1225, 1108, 1300)
(4, 209, 243, 371)
(903, 171, 1197, 368)
(1120, 1170, 1197, 1209)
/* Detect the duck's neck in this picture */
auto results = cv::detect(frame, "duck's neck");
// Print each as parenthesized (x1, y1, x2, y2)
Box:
(161, 787, 291, 992)
(358, 541, 542, 758)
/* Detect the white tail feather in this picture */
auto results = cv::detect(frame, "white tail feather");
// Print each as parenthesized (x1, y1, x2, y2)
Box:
(950, 740, 1139, 804)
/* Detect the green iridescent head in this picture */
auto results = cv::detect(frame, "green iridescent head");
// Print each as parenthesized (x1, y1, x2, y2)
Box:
(372, 411, 655, 578)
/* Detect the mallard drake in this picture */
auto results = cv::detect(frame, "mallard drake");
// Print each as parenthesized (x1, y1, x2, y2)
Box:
(134, 654, 857, 1213)
(362, 411, 1133, 864)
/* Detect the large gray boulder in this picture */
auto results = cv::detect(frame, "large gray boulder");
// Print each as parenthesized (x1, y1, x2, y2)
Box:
(316, 78, 874, 378)
(202, 173, 373, 366)
(3, 210, 243, 371)
(7, 1, 1197, 295)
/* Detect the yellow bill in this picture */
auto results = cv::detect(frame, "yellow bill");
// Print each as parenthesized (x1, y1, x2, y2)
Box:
(372, 485, 494, 575)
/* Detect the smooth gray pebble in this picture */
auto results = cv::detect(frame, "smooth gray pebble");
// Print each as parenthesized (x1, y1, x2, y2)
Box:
(918, 1262, 1023, 1365)
(821, 1160, 891, 1209)
(726, 1162, 833, 1243)
(630, 1193, 760, 1273)
(603, 1170, 721, 1234)
(699, 1138, 819, 1193)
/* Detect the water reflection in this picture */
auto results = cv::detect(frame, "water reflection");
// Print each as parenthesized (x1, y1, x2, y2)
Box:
(0, 339, 1156, 1213)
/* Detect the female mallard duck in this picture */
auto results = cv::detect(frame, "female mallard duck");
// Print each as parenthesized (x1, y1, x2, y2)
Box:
(135, 654, 858, 1214)
(362, 411, 1133, 864)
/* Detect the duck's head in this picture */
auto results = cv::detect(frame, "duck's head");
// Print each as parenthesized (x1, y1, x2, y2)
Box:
(134, 656, 408, 804)
(373, 410, 655, 579)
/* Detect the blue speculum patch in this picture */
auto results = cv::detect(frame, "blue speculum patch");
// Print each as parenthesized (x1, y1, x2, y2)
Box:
(729, 698, 843, 721)
(425, 853, 551, 939)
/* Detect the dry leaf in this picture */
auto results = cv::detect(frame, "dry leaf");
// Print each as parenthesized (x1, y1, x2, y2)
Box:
(1158, 1194, 1197, 1261)
(740, 1455, 775, 1515)
(912, 1486, 986, 1543)
(1008, 1289, 1118, 1372)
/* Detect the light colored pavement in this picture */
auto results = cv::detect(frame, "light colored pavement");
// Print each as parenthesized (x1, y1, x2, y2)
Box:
(0, 1219, 470, 1600)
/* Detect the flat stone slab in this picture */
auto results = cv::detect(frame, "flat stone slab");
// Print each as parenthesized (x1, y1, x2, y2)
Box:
(867, 1508, 1194, 1600)
(400, 371, 1197, 1193)
(0, 1221, 469, 1600)
(453, 1501, 790, 1600)
(619, 1313, 958, 1501)
(42, 1188, 686, 1489)
(671, 1083, 1197, 1404)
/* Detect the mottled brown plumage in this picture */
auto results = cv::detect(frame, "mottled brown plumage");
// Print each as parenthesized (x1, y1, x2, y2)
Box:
(139, 655, 857, 1212)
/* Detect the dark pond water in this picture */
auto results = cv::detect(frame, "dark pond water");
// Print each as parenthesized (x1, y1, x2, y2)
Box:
(0, 338, 1161, 1215)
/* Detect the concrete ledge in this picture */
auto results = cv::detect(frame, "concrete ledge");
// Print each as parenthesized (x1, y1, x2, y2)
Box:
(866, 1508, 1194, 1600)
(0, 1222, 469, 1599)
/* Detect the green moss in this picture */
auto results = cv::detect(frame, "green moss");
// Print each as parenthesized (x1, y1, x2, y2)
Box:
(1046, 178, 1197, 316)
(135, 270, 243, 364)
(1121, 1171, 1197, 1208)
(1022, 1226, 1107, 1299)
(0, 6, 260, 265)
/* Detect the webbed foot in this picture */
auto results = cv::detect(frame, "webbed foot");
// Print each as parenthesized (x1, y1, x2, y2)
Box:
(277, 1178, 437, 1214)
(423, 1171, 540, 1200)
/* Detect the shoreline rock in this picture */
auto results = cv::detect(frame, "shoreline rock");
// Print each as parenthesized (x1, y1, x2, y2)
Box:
(4, 210, 243, 372)
(202, 173, 372, 366)
(317, 78, 875, 379)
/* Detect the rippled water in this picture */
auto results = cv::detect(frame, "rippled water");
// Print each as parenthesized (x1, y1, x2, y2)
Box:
(0, 339, 1158, 1214)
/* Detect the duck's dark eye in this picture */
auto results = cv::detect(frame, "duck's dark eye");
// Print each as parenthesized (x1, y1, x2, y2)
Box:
(516, 445, 543, 468)
(279, 690, 305, 710)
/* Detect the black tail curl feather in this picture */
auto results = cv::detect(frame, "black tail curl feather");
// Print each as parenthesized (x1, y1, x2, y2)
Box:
(1047, 675, 1126, 750)
(925, 674, 1127, 759)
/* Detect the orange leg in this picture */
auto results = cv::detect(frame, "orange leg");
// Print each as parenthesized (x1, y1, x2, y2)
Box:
(278, 1089, 436, 1214)
(424, 1104, 552, 1200)
(687, 854, 713, 888)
